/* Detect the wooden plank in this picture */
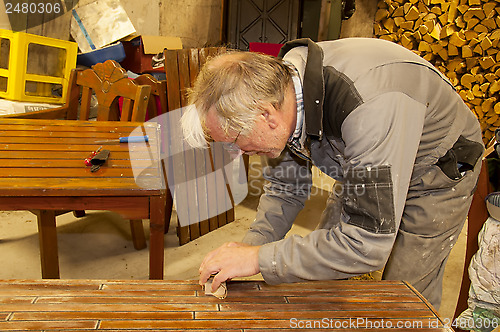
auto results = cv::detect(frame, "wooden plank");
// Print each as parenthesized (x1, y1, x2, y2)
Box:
(0, 143, 149, 152)
(33, 295, 287, 304)
(188, 49, 211, 236)
(60, 330, 237, 332)
(0, 302, 218, 312)
(0, 118, 148, 129)
(0, 196, 152, 218)
(0, 320, 97, 331)
(0, 297, 36, 305)
(199, 147, 212, 236)
(0, 159, 150, 168)
(0, 127, 147, 138)
(248, 330, 447, 332)
(0, 138, 147, 150)
(177, 48, 202, 241)
(100, 319, 290, 330)
(11, 310, 193, 321)
(100, 318, 443, 330)
(164, 50, 182, 111)
(0, 168, 151, 178)
(195, 309, 438, 320)
(218, 302, 430, 312)
(164, 49, 190, 244)
(185, 49, 207, 241)
(0, 151, 134, 160)
(178, 49, 191, 108)
(0, 178, 158, 191)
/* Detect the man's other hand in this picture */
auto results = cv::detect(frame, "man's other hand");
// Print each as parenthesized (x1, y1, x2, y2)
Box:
(199, 242, 261, 292)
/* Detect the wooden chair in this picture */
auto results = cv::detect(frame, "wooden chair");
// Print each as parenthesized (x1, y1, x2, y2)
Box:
(163, 47, 246, 245)
(134, 73, 174, 234)
(453, 146, 495, 332)
(1, 60, 153, 251)
(134, 74, 168, 121)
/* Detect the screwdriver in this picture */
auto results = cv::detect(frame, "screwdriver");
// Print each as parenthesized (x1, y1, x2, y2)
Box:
(84, 146, 102, 166)
(95, 135, 149, 144)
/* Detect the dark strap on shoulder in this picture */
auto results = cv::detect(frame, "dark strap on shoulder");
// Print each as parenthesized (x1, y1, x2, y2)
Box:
(279, 38, 325, 138)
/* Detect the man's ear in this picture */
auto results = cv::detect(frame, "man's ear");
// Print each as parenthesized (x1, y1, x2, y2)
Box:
(261, 104, 279, 129)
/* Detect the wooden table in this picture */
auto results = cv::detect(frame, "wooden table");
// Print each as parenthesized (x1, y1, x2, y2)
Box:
(0, 279, 452, 331)
(0, 118, 166, 279)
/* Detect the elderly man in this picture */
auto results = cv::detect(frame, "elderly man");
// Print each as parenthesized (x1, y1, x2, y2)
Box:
(181, 38, 484, 309)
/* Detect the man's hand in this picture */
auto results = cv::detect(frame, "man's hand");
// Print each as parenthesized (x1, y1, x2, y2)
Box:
(199, 242, 261, 292)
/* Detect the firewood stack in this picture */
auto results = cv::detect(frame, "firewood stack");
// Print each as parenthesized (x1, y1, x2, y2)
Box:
(373, 0, 500, 144)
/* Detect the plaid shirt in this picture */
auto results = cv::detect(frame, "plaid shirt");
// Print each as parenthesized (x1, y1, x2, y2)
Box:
(285, 62, 310, 161)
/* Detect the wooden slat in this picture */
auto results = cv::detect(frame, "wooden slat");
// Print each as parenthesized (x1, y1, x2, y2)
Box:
(179, 48, 202, 242)
(0, 167, 156, 178)
(195, 309, 437, 320)
(0, 151, 135, 160)
(0, 196, 152, 220)
(0, 136, 152, 145)
(79, 86, 93, 121)
(34, 295, 287, 304)
(164, 49, 190, 244)
(120, 98, 133, 122)
(0, 159, 151, 168)
(165, 50, 182, 111)
(11, 311, 193, 321)
(2, 303, 218, 312)
(0, 320, 97, 331)
(0, 143, 147, 152)
(178, 48, 191, 108)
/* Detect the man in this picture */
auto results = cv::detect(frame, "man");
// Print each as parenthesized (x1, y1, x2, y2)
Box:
(181, 38, 484, 309)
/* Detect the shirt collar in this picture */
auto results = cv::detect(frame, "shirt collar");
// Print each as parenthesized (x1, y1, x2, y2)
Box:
(285, 61, 304, 143)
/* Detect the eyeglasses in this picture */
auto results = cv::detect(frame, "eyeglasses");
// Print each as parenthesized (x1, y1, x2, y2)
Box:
(220, 130, 242, 154)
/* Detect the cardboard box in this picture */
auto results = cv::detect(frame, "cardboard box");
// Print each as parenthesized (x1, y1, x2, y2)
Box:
(120, 35, 182, 74)
(70, 0, 136, 53)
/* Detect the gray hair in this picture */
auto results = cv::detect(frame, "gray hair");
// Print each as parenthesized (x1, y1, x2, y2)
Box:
(181, 51, 293, 148)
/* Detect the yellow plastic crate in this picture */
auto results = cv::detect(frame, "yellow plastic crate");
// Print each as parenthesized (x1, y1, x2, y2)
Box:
(0, 29, 78, 104)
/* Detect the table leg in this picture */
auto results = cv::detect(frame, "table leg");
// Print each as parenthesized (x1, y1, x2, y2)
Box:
(129, 220, 147, 250)
(36, 210, 60, 279)
(149, 195, 166, 279)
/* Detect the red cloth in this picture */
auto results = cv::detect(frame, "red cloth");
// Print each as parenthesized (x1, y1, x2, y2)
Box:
(118, 94, 161, 121)
(249, 42, 283, 57)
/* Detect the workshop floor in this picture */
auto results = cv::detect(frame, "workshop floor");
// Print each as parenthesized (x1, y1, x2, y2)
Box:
(0, 156, 466, 322)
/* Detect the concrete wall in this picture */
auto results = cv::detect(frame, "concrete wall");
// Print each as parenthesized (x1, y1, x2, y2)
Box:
(160, 0, 222, 48)
(121, 0, 160, 36)
(0, 0, 222, 48)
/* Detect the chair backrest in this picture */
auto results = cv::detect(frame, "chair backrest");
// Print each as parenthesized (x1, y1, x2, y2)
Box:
(163, 47, 236, 245)
(134, 74, 167, 120)
(164, 47, 224, 112)
(67, 60, 151, 122)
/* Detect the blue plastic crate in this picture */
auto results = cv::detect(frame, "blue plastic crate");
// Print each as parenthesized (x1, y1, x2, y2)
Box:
(77, 42, 126, 68)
